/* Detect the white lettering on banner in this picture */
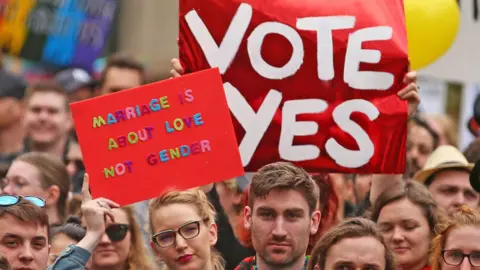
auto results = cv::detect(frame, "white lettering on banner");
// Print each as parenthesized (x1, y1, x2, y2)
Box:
(344, 27, 394, 90)
(279, 99, 328, 161)
(297, 16, 356, 80)
(248, 22, 304, 79)
(224, 83, 282, 166)
(185, 3, 252, 74)
(326, 100, 380, 168)
(185, 3, 393, 168)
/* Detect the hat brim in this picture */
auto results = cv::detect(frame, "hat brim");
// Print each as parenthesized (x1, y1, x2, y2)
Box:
(470, 160, 480, 193)
(414, 163, 474, 184)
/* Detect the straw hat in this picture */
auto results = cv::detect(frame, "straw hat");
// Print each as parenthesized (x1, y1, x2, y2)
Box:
(414, 145, 474, 183)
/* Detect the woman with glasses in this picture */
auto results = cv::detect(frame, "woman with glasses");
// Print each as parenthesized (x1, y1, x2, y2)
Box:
(79, 205, 155, 270)
(370, 181, 443, 270)
(149, 189, 225, 270)
(431, 205, 480, 270)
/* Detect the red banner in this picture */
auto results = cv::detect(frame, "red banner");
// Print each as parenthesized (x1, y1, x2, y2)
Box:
(179, 0, 409, 174)
(71, 68, 244, 206)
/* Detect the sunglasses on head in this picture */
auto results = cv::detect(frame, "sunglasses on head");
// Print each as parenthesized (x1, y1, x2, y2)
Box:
(0, 195, 45, 208)
(104, 224, 130, 242)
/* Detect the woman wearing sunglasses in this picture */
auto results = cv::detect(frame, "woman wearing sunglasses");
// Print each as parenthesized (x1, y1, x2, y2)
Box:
(149, 189, 225, 270)
(79, 205, 155, 270)
(431, 205, 480, 270)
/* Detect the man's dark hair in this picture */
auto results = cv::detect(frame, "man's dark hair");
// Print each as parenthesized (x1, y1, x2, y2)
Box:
(100, 53, 145, 86)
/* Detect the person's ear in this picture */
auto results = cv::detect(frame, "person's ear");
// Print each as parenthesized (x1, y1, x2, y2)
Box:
(244, 206, 252, 230)
(208, 223, 218, 246)
(310, 210, 322, 235)
(46, 185, 60, 207)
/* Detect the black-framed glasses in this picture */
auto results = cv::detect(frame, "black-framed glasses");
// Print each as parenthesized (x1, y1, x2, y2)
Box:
(0, 195, 45, 208)
(442, 250, 480, 266)
(152, 221, 201, 248)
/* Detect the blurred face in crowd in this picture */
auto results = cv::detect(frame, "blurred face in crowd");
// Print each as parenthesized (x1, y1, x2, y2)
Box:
(100, 67, 142, 95)
(245, 189, 320, 268)
(0, 97, 23, 129)
(24, 91, 72, 146)
(320, 236, 386, 270)
(428, 170, 479, 215)
(3, 160, 52, 206)
(68, 87, 93, 103)
(441, 225, 480, 270)
(48, 233, 77, 265)
(377, 198, 431, 269)
(0, 214, 49, 270)
(407, 124, 435, 176)
(150, 203, 218, 270)
(91, 209, 131, 269)
(65, 142, 84, 178)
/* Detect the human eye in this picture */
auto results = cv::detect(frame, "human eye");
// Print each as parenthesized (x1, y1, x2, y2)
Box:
(285, 210, 302, 221)
(32, 239, 46, 250)
(378, 223, 392, 232)
(403, 221, 418, 231)
(2, 238, 18, 248)
(336, 265, 352, 270)
(257, 209, 275, 220)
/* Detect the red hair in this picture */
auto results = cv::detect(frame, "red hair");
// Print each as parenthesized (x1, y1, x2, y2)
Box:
(234, 173, 340, 254)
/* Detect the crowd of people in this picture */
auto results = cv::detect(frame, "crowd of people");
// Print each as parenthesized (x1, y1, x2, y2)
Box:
(0, 50, 480, 270)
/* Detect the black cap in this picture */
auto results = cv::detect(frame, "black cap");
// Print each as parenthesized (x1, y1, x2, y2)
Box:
(470, 159, 480, 193)
(0, 70, 27, 100)
(55, 68, 97, 93)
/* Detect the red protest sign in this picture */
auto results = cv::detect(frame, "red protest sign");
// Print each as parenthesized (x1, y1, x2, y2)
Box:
(179, 0, 409, 174)
(71, 68, 244, 206)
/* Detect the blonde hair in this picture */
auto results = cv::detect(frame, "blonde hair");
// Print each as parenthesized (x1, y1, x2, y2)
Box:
(431, 206, 480, 270)
(15, 152, 70, 222)
(149, 189, 225, 270)
(79, 206, 154, 270)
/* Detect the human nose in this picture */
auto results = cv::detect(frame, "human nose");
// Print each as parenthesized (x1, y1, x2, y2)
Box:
(2, 183, 15, 195)
(452, 192, 466, 206)
(392, 227, 405, 242)
(19, 245, 34, 262)
(272, 218, 287, 237)
(99, 233, 112, 244)
(459, 256, 472, 270)
(175, 233, 188, 252)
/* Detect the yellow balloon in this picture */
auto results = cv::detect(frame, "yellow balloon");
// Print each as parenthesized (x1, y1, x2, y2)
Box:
(405, 0, 460, 70)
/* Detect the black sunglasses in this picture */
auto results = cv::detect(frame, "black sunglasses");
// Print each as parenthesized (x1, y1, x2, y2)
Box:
(0, 195, 45, 208)
(105, 224, 129, 242)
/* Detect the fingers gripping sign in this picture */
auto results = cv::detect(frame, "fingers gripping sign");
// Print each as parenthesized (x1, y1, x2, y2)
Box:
(81, 174, 120, 236)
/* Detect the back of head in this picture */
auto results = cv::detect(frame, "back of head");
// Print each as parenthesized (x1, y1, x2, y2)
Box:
(16, 152, 71, 222)
(0, 199, 49, 234)
(431, 205, 480, 270)
(370, 180, 442, 232)
(50, 216, 85, 242)
(100, 53, 145, 86)
(308, 217, 396, 270)
(249, 162, 319, 213)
